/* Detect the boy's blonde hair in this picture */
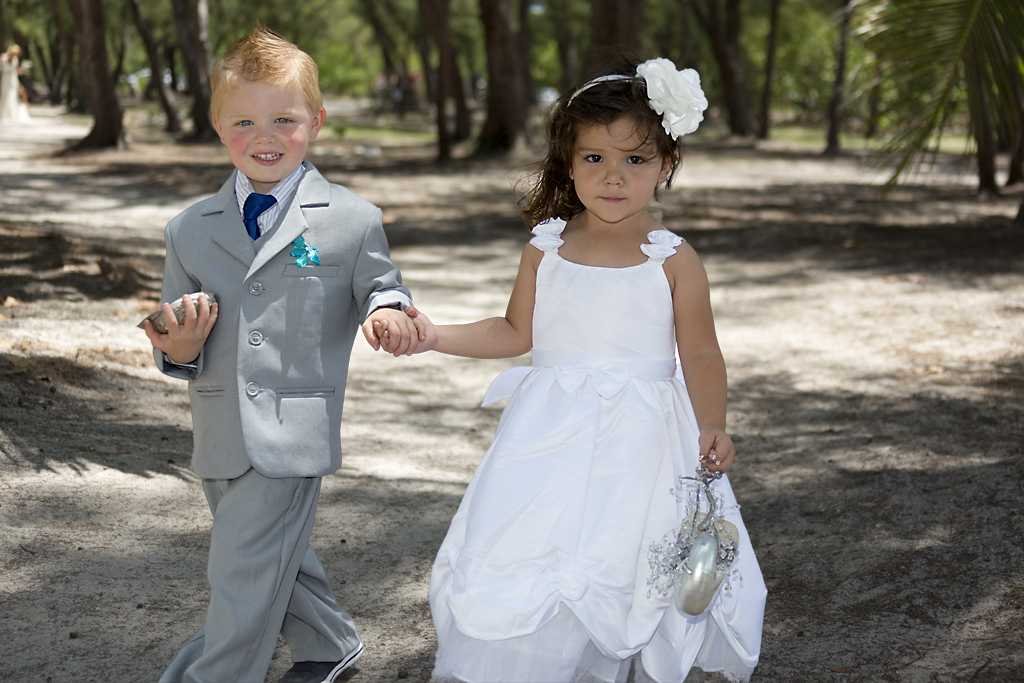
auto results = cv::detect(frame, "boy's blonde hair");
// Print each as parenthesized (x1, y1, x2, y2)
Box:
(211, 25, 322, 117)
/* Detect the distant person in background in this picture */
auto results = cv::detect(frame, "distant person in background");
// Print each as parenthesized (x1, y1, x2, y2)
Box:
(0, 44, 30, 122)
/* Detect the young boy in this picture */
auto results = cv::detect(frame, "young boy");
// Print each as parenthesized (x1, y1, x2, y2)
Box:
(144, 26, 421, 683)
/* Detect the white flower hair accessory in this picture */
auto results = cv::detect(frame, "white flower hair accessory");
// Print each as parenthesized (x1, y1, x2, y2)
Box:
(566, 58, 709, 140)
(636, 58, 708, 139)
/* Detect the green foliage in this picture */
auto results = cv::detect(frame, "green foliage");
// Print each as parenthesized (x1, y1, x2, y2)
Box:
(527, 0, 588, 88)
(202, 0, 382, 94)
(770, 0, 837, 120)
(17, 0, 1020, 166)
(530, 39, 562, 90)
(2, 0, 72, 87)
(451, 0, 487, 77)
(858, 0, 1024, 182)
(639, 0, 866, 128)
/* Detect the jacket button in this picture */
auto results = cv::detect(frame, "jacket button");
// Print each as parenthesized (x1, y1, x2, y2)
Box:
(245, 382, 260, 396)
(248, 331, 264, 346)
(249, 282, 263, 295)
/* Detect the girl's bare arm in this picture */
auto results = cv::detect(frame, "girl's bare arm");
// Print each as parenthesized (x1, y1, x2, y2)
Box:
(416, 244, 541, 360)
(665, 244, 735, 472)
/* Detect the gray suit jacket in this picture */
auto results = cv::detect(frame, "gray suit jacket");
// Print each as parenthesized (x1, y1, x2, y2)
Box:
(155, 162, 411, 479)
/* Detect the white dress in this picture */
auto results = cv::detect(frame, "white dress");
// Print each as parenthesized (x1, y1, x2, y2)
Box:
(0, 55, 29, 122)
(429, 218, 767, 683)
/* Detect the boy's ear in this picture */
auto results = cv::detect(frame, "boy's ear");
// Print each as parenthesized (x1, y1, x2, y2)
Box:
(309, 106, 327, 140)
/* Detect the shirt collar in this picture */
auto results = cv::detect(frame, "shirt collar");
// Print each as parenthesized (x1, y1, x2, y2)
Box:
(234, 164, 305, 216)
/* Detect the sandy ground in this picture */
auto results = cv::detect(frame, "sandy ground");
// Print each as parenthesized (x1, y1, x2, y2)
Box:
(1, 106, 1023, 683)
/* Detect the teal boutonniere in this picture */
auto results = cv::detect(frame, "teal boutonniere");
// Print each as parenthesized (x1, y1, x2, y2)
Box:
(290, 236, 320, 268)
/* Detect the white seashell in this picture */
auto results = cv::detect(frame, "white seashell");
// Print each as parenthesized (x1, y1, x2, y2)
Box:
(674, 533, 724, 615)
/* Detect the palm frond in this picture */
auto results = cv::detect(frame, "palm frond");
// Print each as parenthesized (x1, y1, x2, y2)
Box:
(857, 0, 1024, 184)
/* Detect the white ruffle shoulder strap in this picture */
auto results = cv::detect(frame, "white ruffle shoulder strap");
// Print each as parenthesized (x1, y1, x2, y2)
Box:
(641, 229, 685, 263)
(529, 218, 567, 252)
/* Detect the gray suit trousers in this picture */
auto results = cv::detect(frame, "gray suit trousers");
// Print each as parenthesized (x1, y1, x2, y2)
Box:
(160, 470, 361, 683)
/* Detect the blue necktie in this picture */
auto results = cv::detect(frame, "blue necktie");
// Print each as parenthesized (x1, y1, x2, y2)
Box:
(243, 192, 277, 240)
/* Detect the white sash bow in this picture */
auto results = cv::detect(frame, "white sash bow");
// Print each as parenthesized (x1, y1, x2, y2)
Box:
(482, 350, 675, 406)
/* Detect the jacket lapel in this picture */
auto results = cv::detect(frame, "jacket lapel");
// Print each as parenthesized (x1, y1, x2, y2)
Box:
(245, 162, 332, 280)
(206, 171, 257, 268)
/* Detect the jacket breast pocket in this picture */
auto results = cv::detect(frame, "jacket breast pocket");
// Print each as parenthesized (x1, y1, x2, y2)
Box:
(195, 385, 225, 396)
(283, 264, 341, 278)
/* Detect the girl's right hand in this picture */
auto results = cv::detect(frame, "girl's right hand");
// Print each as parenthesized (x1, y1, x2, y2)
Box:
(404, 306, 438, 353)
(367, 306, 438, 355)
(699, 427, 735, 473)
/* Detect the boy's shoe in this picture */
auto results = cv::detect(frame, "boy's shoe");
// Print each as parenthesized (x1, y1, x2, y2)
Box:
(277, 642, 365, 683)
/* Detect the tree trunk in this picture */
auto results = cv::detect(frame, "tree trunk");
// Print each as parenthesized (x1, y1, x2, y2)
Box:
(37, 27, 54, 95)
(450, 51, 471, 141)
(67, 64, 85, 112)
(111, 18, 128, 87)
(165, 44, 180, 93)
(969, 52, 999, 195)
(757, 0, 782, 139)
(170, 0, 215, 140)
(46, 0, 72, 105)
(477, 0, 526, 153)
(549, 0, 578, 92)
(998, 43, 1024, 186)
(127, 0, 181, 133)
(824, 0, 853, 156)
(1008, 126, 1023, 186)
(360, 0, 416, 114)
(678, 0, 699, 71)
(864, 61, 883, 139)
(420, 0, 453, 159)
(692, 0, 753, 136)
(589, 0, 645, 68)
(67, 0, 124, 149)
(414, 30, 437, 106)
(518, 0, 535, 105)
(34, 38, 53, 87)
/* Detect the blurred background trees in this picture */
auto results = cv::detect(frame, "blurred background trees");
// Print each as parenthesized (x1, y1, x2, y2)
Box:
(0, 0, 1021, 208)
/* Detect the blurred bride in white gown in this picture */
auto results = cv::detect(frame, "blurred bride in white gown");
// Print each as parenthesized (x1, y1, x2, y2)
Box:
(0, 45, 30, 122)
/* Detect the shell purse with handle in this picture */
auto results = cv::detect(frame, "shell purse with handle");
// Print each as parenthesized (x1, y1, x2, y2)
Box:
(647, 465, 740, 615)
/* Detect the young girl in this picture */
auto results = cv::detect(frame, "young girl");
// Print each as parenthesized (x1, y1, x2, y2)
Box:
(399, 58, 766, 683)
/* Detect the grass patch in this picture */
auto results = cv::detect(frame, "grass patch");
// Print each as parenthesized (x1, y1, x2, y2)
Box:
(330, 123, 436, 144)
(768, 124, 876, 151)
(768, 124, 975, 157)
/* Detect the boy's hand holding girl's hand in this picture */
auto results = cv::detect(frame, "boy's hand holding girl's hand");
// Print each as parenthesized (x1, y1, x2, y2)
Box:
(144, 293, 218, 364)
(699, 426, 735, 473)
(362, 306, 437, 356)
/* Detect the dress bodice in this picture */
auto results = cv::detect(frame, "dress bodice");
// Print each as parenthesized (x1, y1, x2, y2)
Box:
(530, 218, 682, 360)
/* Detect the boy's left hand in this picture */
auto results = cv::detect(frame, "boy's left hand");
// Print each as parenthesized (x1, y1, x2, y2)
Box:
(361, 306, 422, 356)
(144, 292, 218, 364)
(698, 427, 735, 473)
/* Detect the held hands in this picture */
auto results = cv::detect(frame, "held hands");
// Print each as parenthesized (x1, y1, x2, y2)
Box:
(361, 305, 437, 356)
(699, 426, 735, 473)
(143, 293, 218, 364)
(406, 307, 437, 352)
